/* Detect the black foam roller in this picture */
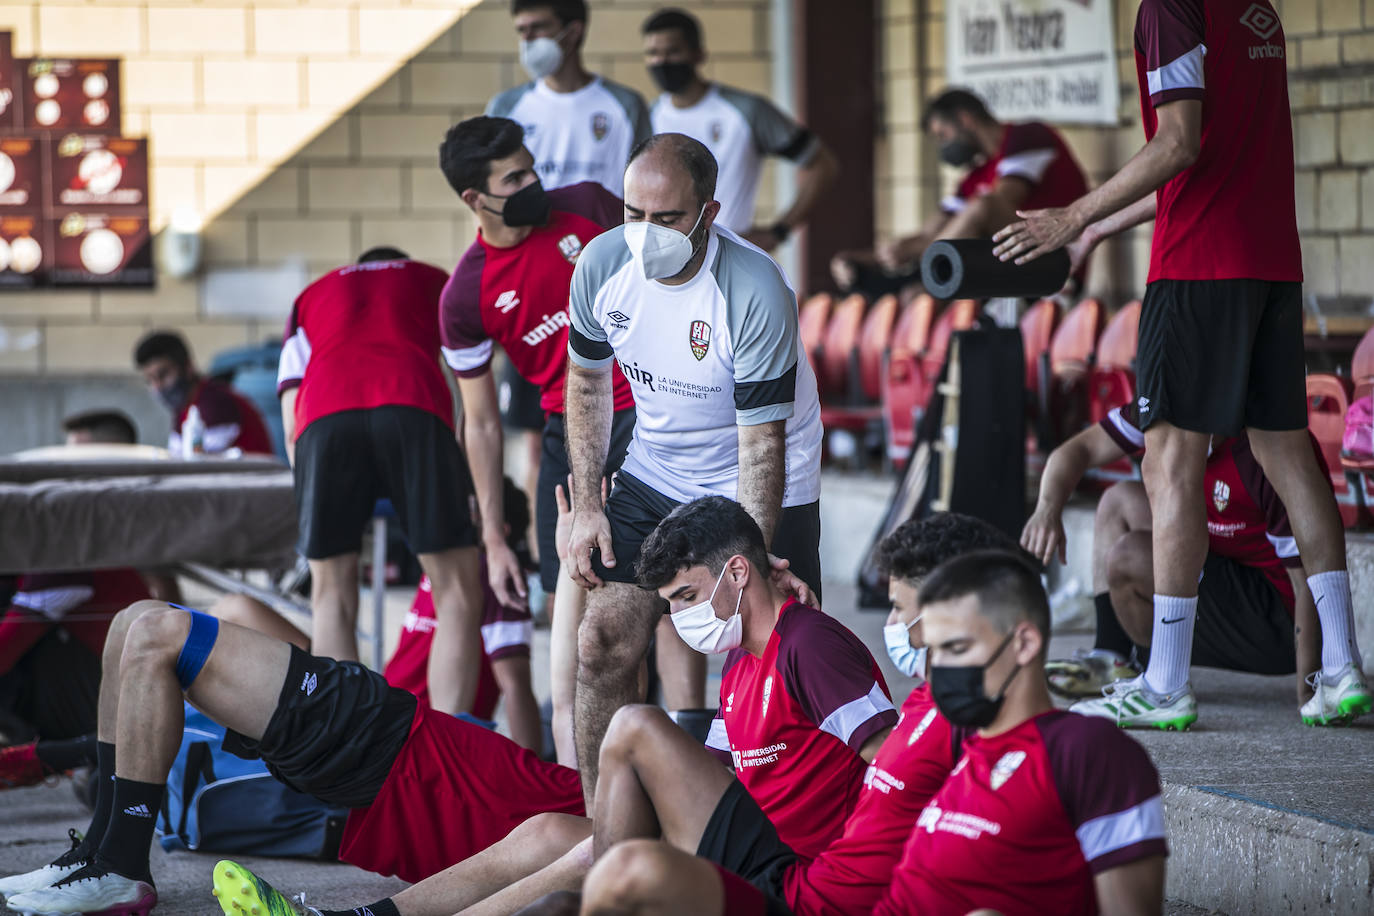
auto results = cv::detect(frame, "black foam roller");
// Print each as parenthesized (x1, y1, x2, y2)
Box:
(920, 238, 1070, 300)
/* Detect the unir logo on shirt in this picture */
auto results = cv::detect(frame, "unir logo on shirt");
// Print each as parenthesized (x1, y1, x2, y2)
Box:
(689, 320, 711, 360)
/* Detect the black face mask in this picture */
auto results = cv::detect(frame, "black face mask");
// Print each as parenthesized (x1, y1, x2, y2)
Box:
(649, 61, 696, 94)
(938, 135, 980, 168)
(482, 181, 551, 227)
(929, 630, 1022, 728)
(155, 374, 193, 414)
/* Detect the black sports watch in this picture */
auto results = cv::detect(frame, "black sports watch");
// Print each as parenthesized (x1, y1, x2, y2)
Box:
(770, 221, 792, 243)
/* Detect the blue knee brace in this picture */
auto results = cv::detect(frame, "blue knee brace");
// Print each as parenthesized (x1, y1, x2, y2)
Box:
(171, 605, 219, 690)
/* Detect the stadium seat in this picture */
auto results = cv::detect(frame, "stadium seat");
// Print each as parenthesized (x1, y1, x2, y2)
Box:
(819, 294, 896, 437)
(1089, 300, 1141, 426)
(799, 293, 834, 378)
(1308, 374, 1366, 528)
(883, 299, 978, 466)
(818, 293, 867, 397)
(1020, 298, 1062, 455)
(1043, 299, 1106, 448)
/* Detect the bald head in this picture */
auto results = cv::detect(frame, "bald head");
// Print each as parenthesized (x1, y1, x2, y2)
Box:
(626, 132, 717, 208)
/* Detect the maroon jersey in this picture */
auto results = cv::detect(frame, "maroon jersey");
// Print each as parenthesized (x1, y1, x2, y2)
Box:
(1101, 406, 1319, 611)
(784, 685, 961, 916)
(277, 259, 454, 437)
(170, 377, 273, 456)
(876, 711, 1167, 916)
(339, 704, 584, 883)
(942, 121, 1088, 216)
(0, 570, 149, 673)
(440, 182, 635, 415)
(704, 600, 898, 860)
(1134, 0, 1301, 282)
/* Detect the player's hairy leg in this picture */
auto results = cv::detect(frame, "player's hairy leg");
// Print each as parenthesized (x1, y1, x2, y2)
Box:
(491, 655, 543, 752)
(1093, 482, 1152, 593)
(387, 813, 591, 916)
(98, 600, 171, 742)
(1140, 424, 1209, 598)
(1247, 428, 1347, 575)
(421, 545, 486, 717)
(574, 582, 660, 805)
(581, 840, 727, 916)
(654, 617, 707, 711)
(1106, 531, 1155, 646)
(593, 705, 737, 858)
(454, 837, 594, 916)
(309, 552, 361, 661)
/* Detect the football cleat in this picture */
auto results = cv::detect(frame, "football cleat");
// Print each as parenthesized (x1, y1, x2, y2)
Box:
(4, 861, 155, 916)
(1071, 676, 1198, 731)
(1301, 665, 1373, 726)
(211, 860, 322, 916)
(0, 830, 88, 901)
(1046, 649, 1140, 699)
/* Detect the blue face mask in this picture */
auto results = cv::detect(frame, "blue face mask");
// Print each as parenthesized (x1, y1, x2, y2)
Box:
(884, 616, 927, 679)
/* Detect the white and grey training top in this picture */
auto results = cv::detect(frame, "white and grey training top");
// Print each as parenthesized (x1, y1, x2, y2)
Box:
(567, 225, 822, 507)
(651, 84, 820, 233)
(487, 76, 652, 199)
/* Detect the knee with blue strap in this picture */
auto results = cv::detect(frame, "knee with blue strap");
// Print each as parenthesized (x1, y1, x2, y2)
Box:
(168, 603, 220, 690)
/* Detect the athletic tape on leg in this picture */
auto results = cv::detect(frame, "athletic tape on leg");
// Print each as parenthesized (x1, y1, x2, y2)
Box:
(174, 609, 220, 690)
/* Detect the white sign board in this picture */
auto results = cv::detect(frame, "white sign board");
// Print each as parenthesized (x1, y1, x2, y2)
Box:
(946, 0, 1121, 125)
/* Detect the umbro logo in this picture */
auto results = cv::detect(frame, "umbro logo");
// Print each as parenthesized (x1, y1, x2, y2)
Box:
(123, 803, 152, 818)
(494, 290, 521, 314)
(301, 672, 318, 695)
(1137, 395, 1151, 412)
(1239, 3, 1279, 40)
(607, 310, 630, 323)
(354, 908, 376, 916)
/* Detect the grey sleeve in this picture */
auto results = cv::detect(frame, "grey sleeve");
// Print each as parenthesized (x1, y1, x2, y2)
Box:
(604, 79, 653, 147)
(717, 85, 820, 165)
(716, 237, 800, 425)
(567, 231, 632, 370)
(485, 84, 532, 118)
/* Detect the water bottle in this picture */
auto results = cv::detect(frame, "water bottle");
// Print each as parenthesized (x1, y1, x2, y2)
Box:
(181, 405, 205, 458)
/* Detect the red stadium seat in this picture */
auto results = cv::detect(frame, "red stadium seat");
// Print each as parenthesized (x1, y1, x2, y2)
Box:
(922, 299, 979, 389)
(883, 299, 979, 466)
(857, 294, 899, 402)
(1044, 299, 1106, 447)
(1096, 300, 1141, 371)
(799, 293, 833, 379)
(818, 294, 867, 397)
(1020, 299, 1062, 455)
(1309, 374, 1366, 527)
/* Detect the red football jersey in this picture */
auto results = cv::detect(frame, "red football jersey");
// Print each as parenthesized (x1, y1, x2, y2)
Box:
(943, 121, 1088, 216)
(875, 711, 1168, 916)
(440, 182, 635, 416)
(338, 704, 584, 883)
(1102, 406, 1321, 612)
(277, 259, 455, 438)
(170, 377, 273, 456)
(0, 569, 149, 673)
(704, 600, 898, 861)
(784, 685, 961, 916)
(1134, 0, 1301, 282)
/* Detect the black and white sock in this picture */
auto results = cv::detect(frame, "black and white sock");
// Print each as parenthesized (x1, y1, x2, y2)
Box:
(317, 898, 401, 916)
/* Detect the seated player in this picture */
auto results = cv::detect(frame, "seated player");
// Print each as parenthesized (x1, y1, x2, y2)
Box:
(0, 596, 585, 916)
(569, 512, 1014, 916)
(211, 496, 895, 916)
(868, 550, 1167, 916)
(1022, 404, 1369, 728)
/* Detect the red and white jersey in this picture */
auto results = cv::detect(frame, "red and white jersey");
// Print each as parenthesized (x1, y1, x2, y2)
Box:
(1101, 405, 1322, 611)
(705, 600, 898, 860)
(942, 121, 1088, 216)
(784, 685, 961, 916)
(339, 704, 584, 883)
(1135, 0, 1301, 282)
(277, 259, 454, 438)
(440, 183, 634, 416)
(0, 569, 149, 674)
(169, 377, 273, 456)
(876, 710, 1168, 916)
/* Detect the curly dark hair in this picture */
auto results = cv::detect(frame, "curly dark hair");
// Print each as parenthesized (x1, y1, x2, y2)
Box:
(918, 549, 1050, 642)
(636, 496, 770, 590)
(439, 116, 527, 196)
(876, 512, 1016, 585)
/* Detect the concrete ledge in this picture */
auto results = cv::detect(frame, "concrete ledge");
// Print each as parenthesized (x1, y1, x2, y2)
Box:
(1163, 782, 1373, 915)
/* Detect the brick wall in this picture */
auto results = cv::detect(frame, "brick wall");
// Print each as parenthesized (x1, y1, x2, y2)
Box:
(0, 0, 775, 377)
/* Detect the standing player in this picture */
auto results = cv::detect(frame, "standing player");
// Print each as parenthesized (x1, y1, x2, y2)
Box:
(488, 0, 651, 199)
(277, 248, 485, 718)
(641, 8, 839, 248)
(995, 0, 1367, 726)
(565, 133, 824, 799)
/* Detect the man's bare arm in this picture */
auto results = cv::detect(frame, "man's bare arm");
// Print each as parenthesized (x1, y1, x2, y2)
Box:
(279, 388, 298, 467)
(1094, 856, 1166, 916)
(775, 142, 840, 235)
(736, 419, 787, 546)
(456, 369, 525, 608)
(858, 726, 893, 764)
(564, 361, 615, 586)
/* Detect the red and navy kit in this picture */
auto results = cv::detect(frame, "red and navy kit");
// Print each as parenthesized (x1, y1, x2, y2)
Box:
(1101, 405, 1326, 612)
(876, 710, 1168, 916)
(169, 377, 273, 456)
(1135, 0, 1301, 282)
(440, 182, 634, 416)
(338, 703, 584, 883)
(0, 569, 149, 673)
(277, 259, 455, 437)
(783, 684, 961, 916)
(705, 600, 898, 860)
(943, 121, 1088, 215)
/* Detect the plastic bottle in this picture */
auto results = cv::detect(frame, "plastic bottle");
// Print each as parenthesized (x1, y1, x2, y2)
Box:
(182, 405, 205, 458)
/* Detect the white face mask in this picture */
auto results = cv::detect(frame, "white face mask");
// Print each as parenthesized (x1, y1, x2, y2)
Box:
(519, 31, 566, 80)
(623, 205, 706, 281)
(670, 562, 744, 655)
(884, 615, 927, 679)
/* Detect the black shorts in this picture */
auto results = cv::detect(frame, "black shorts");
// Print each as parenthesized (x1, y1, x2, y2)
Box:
(1136, 279, 1307, 436)
(0, 627, 100, 741)
(535, 409, 637, 592)
(592, 473, 823, 602)
(697, 781, 796, 916)
(1193, 553, 1296, 675)
(500, 363, 546, 432)
(294, 406, 478, 559)
(223, 646, 416, 809)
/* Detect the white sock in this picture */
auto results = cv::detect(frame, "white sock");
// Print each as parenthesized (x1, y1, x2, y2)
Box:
(1308, 570, 1361, 676)
(1143, 595, 1196, 696)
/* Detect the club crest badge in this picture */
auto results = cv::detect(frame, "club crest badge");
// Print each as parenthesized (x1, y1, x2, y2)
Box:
(709, 120, 723, 143)
(558, 233, 583, 263)
(990, 750, 1026, 791)
(591, 112, 609, 141)
(1213, 480, 1230, 512)
(689, 320, 711, 360)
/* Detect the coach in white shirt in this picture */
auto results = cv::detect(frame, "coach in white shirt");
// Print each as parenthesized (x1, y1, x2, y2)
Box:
(487, 0, 652, 198)
(642, 7, 838, 251)
(564, 133, 823, 802)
